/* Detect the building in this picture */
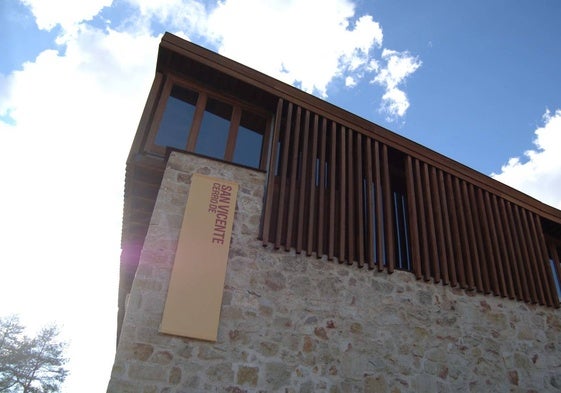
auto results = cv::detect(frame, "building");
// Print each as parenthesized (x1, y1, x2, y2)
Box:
(107, 33, 561, 392)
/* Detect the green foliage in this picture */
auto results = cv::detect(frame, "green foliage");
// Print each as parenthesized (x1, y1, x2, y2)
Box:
(0, 315, 68, 393)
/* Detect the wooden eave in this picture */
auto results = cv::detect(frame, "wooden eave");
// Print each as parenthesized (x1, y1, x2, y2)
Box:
(156, 32, 561, 226)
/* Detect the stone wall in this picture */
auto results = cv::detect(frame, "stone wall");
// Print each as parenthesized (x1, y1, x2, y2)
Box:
(108, 152, 561, 393)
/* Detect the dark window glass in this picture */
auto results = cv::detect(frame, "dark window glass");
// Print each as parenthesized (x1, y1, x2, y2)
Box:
(550, 259, 561, 299)
(233, 111, 266, 168)
(195, 98, 232, 160)
(155, 85, 198, 150)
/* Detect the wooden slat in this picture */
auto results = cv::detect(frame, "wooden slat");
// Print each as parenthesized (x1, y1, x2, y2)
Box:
(295, 110, 311, 253)
(284, 106, 302, 251)
(484, 191, 508, 297)
(438, 170, 457, 286)
(490, 194, 516, 299)
(356, 133, 365, 267)
(422, 163, 440, 283)
(541, 229, 560, 308)
(478, 190, 500, 295)
(274, 102, 294, 249)
(469, 186, 490, 294)
(395, 193, 408, 271)
(382, 144, 395, 273)
(392, 193, 402, 269)
(430, 167, 449, 284)
(347, 129, 355, 265)
(366, 141, 376, 269)
(224, 106, 241, 161)
(186, 92, 207, 152)
(328, 122, 337, 260)
(306, 114, 320, 256)
(527, 211, 557, 307)
(506, 201, 533, 302)
(317, 117, 328, 258)
(512, 204, 539, 303)
(498, 197, 525, 301)
(461, 181, 483, 292)
(375, 141, 385, 271)
(261, 98, 284, 245)
(338, 127, 347, 263)
(520, 208, 547, 304)
(454, 178, 474, 290)
(415, 159, 431, 280)
(259, 117, 273, 170)
(405, 156, 422, 279)
(445, 174, 466, 288)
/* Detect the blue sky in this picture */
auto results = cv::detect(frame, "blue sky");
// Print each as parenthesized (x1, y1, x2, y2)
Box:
(341, 0, 561, 174)
(1, 1, 560, 391)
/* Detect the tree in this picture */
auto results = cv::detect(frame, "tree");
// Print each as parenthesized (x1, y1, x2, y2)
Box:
(0, 315, 68, 393)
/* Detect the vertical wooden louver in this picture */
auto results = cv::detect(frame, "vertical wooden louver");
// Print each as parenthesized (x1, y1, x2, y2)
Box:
(262, 100, 407, 270)
(261, 98, 560, 308)
(397, 156, 559, 307)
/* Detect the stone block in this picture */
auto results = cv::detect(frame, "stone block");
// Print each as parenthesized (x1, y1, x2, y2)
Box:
(265, 362, 291, 390)
(237, 366, 259, 386)
(206, 362, 234, 383)
(132, 343, 153, 361)
(128, 363, 167, 382)
(364, 374, 388, 393)
(151, 350, 173, 365)
(169, 366, 182, 384)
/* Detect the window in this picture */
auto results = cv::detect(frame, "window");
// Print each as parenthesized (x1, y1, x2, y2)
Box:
(195, 98, 232, 160)
(155, 85, 198, 150)
(233, 110, 267, 168)
(149, 79, 270, 170)
(550, 259, 561, 300)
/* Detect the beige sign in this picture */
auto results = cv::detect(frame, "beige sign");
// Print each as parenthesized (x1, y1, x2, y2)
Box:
(160, 173, 238, 341)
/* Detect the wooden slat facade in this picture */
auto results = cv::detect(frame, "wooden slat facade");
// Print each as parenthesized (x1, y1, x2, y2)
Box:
(261, 99, 561, 308)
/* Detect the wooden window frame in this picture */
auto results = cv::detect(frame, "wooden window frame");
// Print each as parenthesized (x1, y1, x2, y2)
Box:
(145, 75, 272, 170)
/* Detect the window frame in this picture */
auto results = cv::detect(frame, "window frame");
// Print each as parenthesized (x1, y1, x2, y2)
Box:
(146, 75, 272, 171)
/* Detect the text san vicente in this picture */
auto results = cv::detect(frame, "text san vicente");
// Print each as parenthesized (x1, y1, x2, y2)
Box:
(208, 182, 233, 245)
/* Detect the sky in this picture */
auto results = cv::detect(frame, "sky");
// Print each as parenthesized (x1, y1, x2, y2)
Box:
(0, 0, 560, 391)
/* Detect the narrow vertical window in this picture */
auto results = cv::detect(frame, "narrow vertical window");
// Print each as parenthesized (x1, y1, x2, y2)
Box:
(550, 259, 561, 299)
(155, 85, 198, 150)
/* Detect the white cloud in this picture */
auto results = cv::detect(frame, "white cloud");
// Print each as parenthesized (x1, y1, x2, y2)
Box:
(21, 0, 112, 31)
(372, 48, 421, 120)
(492, 109, 561, 209)
(123, 0, 210, 37)
(345, 76, 357, 87)
(367, 59, 380, 72)
(380, 87, 409, 118)
(206, 0, 383, 97)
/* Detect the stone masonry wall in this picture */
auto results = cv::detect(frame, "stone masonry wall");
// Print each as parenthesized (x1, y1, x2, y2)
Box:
(108, 152, 561, 393)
